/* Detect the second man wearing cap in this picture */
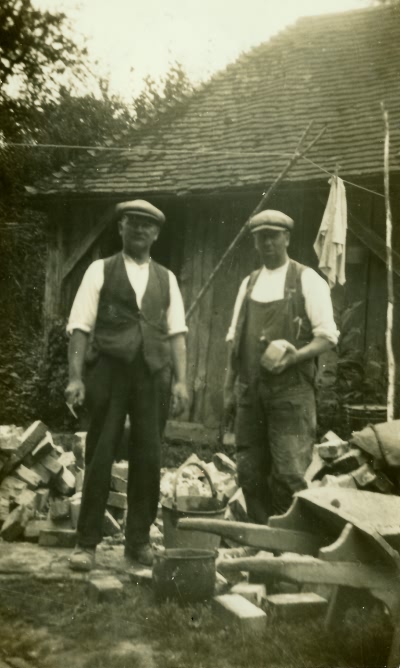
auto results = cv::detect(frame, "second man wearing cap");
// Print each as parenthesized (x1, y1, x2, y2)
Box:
(224, 209, 339, 523)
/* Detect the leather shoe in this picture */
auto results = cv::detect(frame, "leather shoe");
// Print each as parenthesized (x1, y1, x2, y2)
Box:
(125, 543, 154, 567)
(69, 545, 96, 572)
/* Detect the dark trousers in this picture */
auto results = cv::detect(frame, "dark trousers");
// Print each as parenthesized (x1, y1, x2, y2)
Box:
(77, 353, 169, 549)
(235, 377, 316, 524)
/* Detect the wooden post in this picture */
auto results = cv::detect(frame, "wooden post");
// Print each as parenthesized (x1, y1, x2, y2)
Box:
(382, 104, 396, 421)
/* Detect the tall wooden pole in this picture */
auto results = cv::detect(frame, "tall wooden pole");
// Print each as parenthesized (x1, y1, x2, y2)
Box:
(185, 122, 326, 320)
(382, 104, 395, 421)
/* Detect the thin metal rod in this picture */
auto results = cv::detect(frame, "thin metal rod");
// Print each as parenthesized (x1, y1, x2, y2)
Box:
(381, 103, 395, 421)
(185, 123, 327, 320)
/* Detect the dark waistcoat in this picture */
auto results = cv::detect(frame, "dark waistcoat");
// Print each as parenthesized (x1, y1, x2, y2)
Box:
(231, 259, 315, 385)
(92, 252, 171, 372)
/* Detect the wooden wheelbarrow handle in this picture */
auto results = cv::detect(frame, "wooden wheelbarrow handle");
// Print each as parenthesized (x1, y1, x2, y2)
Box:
(176, 518, 322, 556)
(218, 554, 396, 590)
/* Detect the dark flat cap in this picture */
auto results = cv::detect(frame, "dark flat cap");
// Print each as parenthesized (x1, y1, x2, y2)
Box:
(248, 210, 294, 234)
(114, 200, 166, 226)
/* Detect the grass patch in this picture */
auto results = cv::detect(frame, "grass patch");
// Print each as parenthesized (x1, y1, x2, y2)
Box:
(0, 579, 393, 668)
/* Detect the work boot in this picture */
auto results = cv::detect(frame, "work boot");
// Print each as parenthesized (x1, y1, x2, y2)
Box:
(69, 545, 96, 572)
(124, 543, 154, 567)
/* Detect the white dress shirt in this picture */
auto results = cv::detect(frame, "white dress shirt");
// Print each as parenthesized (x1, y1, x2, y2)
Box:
(226, 261, 339, 344)
(67, 254, 188, 337)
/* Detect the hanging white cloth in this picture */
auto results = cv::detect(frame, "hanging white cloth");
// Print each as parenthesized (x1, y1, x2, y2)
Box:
(313, 175, 347, 288)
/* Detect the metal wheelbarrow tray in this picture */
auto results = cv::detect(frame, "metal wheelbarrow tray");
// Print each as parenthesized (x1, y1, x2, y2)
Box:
(178, 487, 400, 667)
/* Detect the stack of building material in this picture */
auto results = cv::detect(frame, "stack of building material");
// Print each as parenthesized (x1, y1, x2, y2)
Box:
(306, 429, 398, 494)
(0, 422, 126, 545)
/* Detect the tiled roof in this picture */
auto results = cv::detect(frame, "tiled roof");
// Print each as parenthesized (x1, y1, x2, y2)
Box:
(33, 6, 400, 196)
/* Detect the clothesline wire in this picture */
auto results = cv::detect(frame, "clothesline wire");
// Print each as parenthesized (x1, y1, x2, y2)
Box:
(302, 156, 385, 199)
(2, 140, 387, 200)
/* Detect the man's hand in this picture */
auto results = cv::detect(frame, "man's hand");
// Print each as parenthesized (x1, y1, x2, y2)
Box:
(269, 342, 298, 375)
(65, 379, 86, 407)
(171, 381, 189, 417)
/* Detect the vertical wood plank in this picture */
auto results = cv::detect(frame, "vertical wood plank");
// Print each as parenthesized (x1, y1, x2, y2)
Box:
(43, 205, 64, 338)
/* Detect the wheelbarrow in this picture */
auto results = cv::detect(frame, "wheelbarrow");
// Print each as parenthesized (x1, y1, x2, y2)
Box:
(177, 487, 400, 667)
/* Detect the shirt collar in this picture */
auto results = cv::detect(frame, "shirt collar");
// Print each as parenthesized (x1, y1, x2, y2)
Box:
(122, 252, 151, 268)
(260, 259, 290, 276)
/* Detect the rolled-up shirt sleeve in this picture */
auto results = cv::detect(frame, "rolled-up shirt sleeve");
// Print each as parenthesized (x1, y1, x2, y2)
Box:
(166, 271, 188, 336)
(226, 276, 250, 342)
(301, 268, 340, 345)
(66, 260, 104, 335)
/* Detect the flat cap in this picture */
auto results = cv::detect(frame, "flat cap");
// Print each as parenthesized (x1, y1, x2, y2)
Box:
(114, 200, 166, 226)
(248, 210, 294, 234)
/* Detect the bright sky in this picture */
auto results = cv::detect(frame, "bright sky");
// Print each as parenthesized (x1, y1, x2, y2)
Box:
(37, 0, 370, 97)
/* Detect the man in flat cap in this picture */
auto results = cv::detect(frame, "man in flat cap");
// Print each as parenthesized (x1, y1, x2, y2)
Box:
(224, 210, 338, 522)
(65, 200, 188, 570)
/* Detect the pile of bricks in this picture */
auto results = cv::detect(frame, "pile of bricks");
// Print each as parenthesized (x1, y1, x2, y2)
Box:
(0, 421, 127, 545)
(305, 429, 399, 493)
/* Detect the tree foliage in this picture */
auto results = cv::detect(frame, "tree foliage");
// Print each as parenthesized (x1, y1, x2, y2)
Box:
(0, 2, 195, 427)
(0, 0, 87, 104)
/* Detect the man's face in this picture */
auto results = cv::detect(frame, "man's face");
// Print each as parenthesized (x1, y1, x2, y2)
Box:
(254, 228, 289, 268)
(118, 214, 160, 256)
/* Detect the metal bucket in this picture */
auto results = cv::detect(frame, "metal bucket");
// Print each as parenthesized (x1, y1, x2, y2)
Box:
(162, 462, 226, 549)
(152, 548, 217, 603)
(343, 404, 387, 435)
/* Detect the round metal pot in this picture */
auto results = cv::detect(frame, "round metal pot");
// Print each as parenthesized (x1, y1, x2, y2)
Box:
(152, 548, 217, 603)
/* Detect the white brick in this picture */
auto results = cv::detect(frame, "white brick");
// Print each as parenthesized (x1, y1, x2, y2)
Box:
(213, 594, 267, 632)
(128, 565, 152, 585)
(266, 592, 328, 619)
(230, 583, 267, 608)
(88, 576, 124, 602)
(107, 490, 127, 509)
(111, 460, 129, 481)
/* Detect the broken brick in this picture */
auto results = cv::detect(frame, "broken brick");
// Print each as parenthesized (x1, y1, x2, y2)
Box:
(49, 496, 71, 520)
(351, 463, 377, 488)
(316, 440, 349, 461)
(23, 518, 55, 542)
(14, 464, 42, 490)
(54, 467, 75, 496)
(212, 453, 237, 474)
(265, 592, 328, 620)
(0, 476, 27, 498)
(330, 448, 367, 474)
(110, 475, 128, 494)
(31, 435, 58, 462)
(320, 473, 357, 489)
(230, 583, 267, 608)
(41, 453, 63, 476)
(16, 421, 48, 461)
(38, 528, 76, 548)
(112, 461, 129, 481)
(10, 489, 38, 510)
(107, 491, 127, 510)
(30, 461, 52, 486)
(1, 504, 34, 541)
(128, 565, 153, 585)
